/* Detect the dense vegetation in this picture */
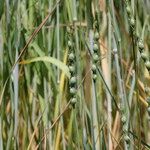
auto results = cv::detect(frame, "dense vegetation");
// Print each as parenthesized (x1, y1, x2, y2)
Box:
(0, 0, 150, 149)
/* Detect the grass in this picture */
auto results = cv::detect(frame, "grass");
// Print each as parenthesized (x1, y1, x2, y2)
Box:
(0, 0, 150, 149)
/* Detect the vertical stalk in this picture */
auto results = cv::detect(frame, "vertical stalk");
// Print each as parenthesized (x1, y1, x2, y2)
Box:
(113, 46, 128, 149)
(89, 30, 100, 150)
(107, 12, 112, 150)
(56, 3, 60, 83)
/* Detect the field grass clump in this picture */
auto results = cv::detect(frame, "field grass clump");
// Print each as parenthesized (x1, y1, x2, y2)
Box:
(0, 0, 150, 149)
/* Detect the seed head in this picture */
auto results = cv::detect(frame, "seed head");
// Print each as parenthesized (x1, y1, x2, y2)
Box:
(69, 65, 75, 74)
(93, 54, 99, 63)
(121, 115, 127, 124)
(71, 97, 77, 105)
(92, 74, 97, 81)
(94, 32, 99, 41)
(130, 18, 135, 27)
(92, 64, 97, 72)
(68, 53, 75, 61)
(70, 87, 76, 95)
(68, 40, 72, 48)
(93, 43, 99, 52)
(126, 6, 131, 15)
(70, 76, 77, 85)
(138, 40, 144, 50)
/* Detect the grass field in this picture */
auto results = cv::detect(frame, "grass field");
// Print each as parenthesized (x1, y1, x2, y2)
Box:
(0, 0, 150, 149)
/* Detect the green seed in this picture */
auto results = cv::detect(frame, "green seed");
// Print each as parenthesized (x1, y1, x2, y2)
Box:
(69, 53, 75, 61)
(68, 40, 72, 48)
(93, 54, 99, 62)
(94, 32, 99, 40)
(92, 64, 97, 72)
(71, 97, 77, 104)
(126, 6, 131, 15)
(92, 74, 97, 81)
(145, 61, 150, 70)
(121, 115, 127, 124)
(70, 87, 76, 95)
(70, 76, 76, 85)
(124, 135, 130, 143)
(130, 18, 135, 27)
(93, 44, 99, 52)
(69, 65, 75, 74)
(138, 40, 144, 50)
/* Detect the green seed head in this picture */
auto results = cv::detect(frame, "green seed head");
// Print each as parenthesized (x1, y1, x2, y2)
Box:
(69, 65, 75, 74)
(71, 97, 77, 105)
(92, 64, 97, 72)
(70, 87, 76, 95)
(68, 53, 75, 61)
(70, 76, 77, 85)
(94, 32, 99, 41)
(130, 18, 135, 27)
(93, 54, 99, 63)
(145, 61, 150, 70)
(68, 40, 72, 48)
(138, 40, 144, 50)
(124, 135, 130, 143)
(93, 44, 99, 52)
(92, 74, 97, 81)
(126, 6, 131, 15)
(121, 115, 127, 124)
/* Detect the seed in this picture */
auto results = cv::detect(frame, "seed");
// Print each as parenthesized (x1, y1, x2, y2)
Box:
(69, 65, 75, 74)
(93, 43, 99, 52)
(68, 53, 75, 61)
(141, 52, 148, 62)
(124, 135, 130, 143)
(94, 32, 99, 40)
(145, 61, 150, 70)
(138, 40, 144, 50)
(93, 74, 97, 81)
(126, 6, 131, 15)
(92, 64, 97, 72)
(71, 97, 77, 104)
(70, 87, 76, 95)
(93, 54, 99, 63)
(121, 115, 127, 124)
(130, 18, 135, 27)
(70, 76, 77, 85)
(68, 40, 72, 48)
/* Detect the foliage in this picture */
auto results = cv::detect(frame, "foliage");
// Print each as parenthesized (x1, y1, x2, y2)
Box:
(0, 0, 150, 149)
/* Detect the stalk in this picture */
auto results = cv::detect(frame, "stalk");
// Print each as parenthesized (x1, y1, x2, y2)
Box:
(113, 46, 129, 149)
